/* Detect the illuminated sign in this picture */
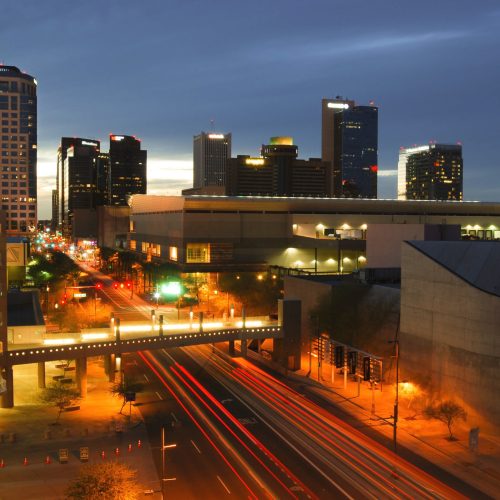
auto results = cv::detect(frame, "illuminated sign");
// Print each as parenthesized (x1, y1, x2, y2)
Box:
(245, 158, 265, 167)
(269, 136, 293, 146)
(81, 140, 98, 147)
(74, 293, 87, 298)
(160, 282, 182, 297)
(111, 135, 125, 141)
(208, 134, 225, 139)
(327, 102, 349, 110)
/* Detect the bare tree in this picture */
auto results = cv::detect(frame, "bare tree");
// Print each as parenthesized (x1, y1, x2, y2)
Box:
(40, 382, 81, 423)
(424, 400, 467, 440)
(110, 376, 144, 414)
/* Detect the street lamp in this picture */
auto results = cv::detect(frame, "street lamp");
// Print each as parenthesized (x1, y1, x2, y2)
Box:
(161, 426, 177, 500)
(388, 337, 400, 454)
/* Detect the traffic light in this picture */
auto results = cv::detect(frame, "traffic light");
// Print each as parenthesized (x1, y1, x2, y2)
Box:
(363, 356, 371, 381)
(95, 282, 103, 290)
(113, 282, 119, 289)
(125, 281, 132, 289)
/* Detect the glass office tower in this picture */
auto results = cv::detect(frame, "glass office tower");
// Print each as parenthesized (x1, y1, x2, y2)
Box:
(322, 98, 378, 198)
(109, 135, 147, 206)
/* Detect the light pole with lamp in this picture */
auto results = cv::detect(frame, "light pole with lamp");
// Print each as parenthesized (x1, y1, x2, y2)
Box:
(161, 426, 177, 499)
(389, 318, 400, 454)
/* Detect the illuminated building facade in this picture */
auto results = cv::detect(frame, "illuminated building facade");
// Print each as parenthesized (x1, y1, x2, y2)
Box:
(322, 98, 378, 198)
(193, 131, 231, 188)
(0, 65, 37, 234)
(109, 135, 147, 206)
(127, 194, 500, 273)
(226, 137, 333, 197)
(399, 143, 463, 201)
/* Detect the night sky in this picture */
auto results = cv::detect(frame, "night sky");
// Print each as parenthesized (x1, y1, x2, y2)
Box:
(1, 0, 499, 218)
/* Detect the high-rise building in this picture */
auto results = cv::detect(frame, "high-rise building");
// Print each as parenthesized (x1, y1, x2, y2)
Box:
(322, 97, 378, 198)
(226, 137, 332, 197)
(398, 143, 463, 201)
(193, 132, 231, 189)
(57, 138, 102, 236)
(109, 135, 147, 206)
(0, 65, 37, 234)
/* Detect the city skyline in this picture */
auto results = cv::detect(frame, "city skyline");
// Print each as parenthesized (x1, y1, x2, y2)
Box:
(1, 0, 499, 218)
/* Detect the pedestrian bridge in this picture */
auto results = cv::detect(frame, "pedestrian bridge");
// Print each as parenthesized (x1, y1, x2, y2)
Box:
(3, 323, 283, 366)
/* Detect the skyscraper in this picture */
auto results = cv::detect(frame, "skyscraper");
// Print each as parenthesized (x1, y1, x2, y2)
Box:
(398, 143, 463, 201)
(193, 132, 231, 188)
(57, 137, 102, 236)
(0, 65, 37, 234)
(322, 97, 378, 198)
(109, 135, 147, 206)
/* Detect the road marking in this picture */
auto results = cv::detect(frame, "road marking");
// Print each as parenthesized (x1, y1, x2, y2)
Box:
(170, 412, 178, 422)
(155, 391, 163, 400)
(190, 439, 202, 454)
(143, 374, 149, 382)
(217, 475, 231, 494)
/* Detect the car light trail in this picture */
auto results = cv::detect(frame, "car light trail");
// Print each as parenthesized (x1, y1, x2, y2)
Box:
(171, 363, 318, 500)
(137, 351, 259, 500)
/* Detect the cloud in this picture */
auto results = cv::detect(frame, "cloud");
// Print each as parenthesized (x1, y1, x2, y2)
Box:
(378, 169, 398, 177)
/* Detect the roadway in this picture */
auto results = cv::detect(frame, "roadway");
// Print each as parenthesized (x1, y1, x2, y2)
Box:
(78, 262, 470, 499)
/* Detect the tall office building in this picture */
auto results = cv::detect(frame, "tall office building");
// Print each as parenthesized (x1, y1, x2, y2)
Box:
(193, 132, 231, 188)
(0, 65, 37, 234)
(109, 135, 147, 206)
(322, 97, 378, 198)
(57, 137, 104, 236)
(398, 143, 463, 201)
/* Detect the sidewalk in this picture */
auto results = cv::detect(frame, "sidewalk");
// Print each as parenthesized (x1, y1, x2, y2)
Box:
(0, 358, 161, 499)
(287, 352, 500, 499)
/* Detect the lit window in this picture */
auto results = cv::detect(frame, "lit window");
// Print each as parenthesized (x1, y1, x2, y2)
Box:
(169, 246, 178, 261)
(186, 243, 210, 263)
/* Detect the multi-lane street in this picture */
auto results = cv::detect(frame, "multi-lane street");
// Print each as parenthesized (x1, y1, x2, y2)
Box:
(82, 263, 475, 499)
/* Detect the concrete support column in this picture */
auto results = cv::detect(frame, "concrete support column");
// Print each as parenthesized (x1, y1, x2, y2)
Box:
(76, 357, 88, 398)
(104, 354, 110, 376)
(199, 312, 204, 333)
(228, 340, 235, 356)
(240, 339, 247, 358)
(37, 362, 46, 389)
(108, 353, 116, 383)
(273, 299, 302, 371)
(0, 365, 14, 408)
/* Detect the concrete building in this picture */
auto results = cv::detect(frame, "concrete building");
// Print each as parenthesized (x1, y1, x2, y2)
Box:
(97, 205, 131, 249)
(127, 195, 500, 273)
(193, 131, 231, 189)
(322, 97, 378, 198)
(225, 137, 333, 197)
(398, 143, 463, 201)
(0, 65, 37, 234)
(400, 241, 500, 428)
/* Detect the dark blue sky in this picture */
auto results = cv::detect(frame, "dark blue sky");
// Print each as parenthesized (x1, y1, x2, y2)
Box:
(2, 0, 499, 217)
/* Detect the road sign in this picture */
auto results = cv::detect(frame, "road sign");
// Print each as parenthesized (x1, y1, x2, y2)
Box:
(80, 447, 89, 462)
(59, 448, 69, 464)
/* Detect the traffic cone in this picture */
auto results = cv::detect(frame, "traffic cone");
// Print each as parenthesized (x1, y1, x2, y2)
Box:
(23, 457, 28, 466)
(115, 447, 120, 456)
(45, 455, 51, 465)
(0, 459, 5, 468)
(101, 450, 105, 459)
(137, 439, 142, 448)
(128, 443, 132, 453)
